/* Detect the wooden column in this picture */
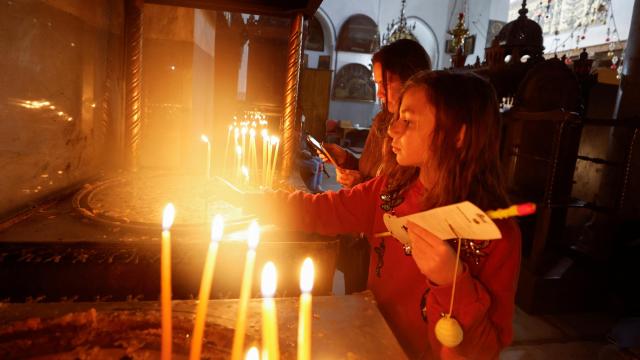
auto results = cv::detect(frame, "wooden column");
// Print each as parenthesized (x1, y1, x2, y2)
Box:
(278, 13, 304, 181)
(124, 0, 143, 170)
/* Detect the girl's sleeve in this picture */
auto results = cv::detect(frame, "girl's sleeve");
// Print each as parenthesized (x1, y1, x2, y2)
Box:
(426, 220, 522, 359)
(241, 177, 384, 236)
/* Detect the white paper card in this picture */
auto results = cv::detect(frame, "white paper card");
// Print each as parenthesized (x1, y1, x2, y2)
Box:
(382, 201, 502, 246)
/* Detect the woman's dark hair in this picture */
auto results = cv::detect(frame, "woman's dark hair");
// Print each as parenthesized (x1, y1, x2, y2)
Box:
(372, 39, 432, 112)
(383, 70, 509, 211)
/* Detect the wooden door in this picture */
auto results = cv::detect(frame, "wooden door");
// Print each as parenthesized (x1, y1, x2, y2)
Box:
(300, 68, 332, 141)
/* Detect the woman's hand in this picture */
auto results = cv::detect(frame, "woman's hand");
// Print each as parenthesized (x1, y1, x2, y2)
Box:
(335, 168, 363, 188)
(318, 143, 347, 165)
(408, 221, 462, 286)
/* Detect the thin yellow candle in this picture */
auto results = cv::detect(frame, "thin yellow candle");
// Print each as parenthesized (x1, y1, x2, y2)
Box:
(235, 145, 243, 181)
(231, 221, 261, 360)
(249, 128, 257, 181)
(201, 134, 211, 180)
(246, 346, 260, 360)
(261, 130, 268, 186)
(189, 215, 224, 360)
(161, 203, 176, 360)
(241, 126, 248, 168)
(265, 137, 273, 188)
(223, 124, 233, 175)
(242, 166, 250, 186)
(269, 136, 280, 188)
(261, 262, 279, 360)
(297, 258, 314, 360)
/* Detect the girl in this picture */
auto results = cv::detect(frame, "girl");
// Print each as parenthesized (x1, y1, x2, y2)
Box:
(241, 71, 521, 359)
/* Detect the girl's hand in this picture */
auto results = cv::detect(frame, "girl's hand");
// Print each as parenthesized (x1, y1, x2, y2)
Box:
(319, 143, 347, 165)
(408, 221, 462, 286)
(335, 168, 363, 188)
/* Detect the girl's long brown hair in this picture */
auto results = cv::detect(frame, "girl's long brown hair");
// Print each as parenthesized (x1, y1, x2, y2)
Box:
(382, 70, 509, 211)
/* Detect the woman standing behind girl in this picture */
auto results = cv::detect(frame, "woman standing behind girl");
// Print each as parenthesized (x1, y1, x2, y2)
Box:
(238, 71, 521, 359)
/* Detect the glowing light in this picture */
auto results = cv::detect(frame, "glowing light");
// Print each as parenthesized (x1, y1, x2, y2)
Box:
(261, 261, 277, 297)
(162, 203, 175, 230)
(211, 214, 224, 243)
(200, 134, 209, 143)
(245, 347, 259, 360)
(247, 220, 260, 250)
(300, 257, 314, 293)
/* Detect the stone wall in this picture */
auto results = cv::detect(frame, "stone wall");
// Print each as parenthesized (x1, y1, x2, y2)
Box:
(0, 0, 124, 218)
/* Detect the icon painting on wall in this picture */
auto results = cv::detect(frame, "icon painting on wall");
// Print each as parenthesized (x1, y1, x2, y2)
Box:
(332, 63, 376, 102)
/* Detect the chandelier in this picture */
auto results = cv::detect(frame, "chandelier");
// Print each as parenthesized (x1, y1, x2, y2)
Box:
(381, 0, 417, 45)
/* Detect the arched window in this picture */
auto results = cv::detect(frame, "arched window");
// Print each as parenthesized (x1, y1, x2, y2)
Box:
(337, 14, 379, 53)
(332, 63, 375, 102)
(305, 15, 324, 51)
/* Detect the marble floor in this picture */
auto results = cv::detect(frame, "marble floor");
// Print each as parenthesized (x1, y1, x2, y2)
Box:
(331, 271, 631, 360)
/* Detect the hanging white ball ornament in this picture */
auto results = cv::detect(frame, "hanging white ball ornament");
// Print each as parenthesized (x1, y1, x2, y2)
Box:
(435, 316, 464, 348)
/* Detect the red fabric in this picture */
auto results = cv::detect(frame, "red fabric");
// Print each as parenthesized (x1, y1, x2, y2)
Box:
(326, 119, 339, 133)
(247, 176, 521, 359)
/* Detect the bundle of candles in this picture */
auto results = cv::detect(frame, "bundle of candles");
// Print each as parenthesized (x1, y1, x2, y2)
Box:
(161, 203, 314, 360)
(207, 111, 280, 189)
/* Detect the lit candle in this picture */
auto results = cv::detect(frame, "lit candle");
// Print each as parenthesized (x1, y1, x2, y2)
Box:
(241, 126, 248, 168)
(269, 136, 280, 188)
(265, 136, 273, 188)
(201, 134, 211, 179)
(261, 130, 269, 186)
(231, 221, 261, 360)
(223, 124, 233, 175)
(249, 128, 257, 181)
(261, 262, 279, 360)
(245, 346, 260, 360)
(236, 145, 243, 181)
(297, 258, 314, 360)
(242, 166, 250, 186)
(161, 203, 176, 360)
(189, 215, 224, 360)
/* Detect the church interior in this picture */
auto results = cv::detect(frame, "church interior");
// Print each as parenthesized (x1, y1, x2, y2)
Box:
(0, 0, 639, 358)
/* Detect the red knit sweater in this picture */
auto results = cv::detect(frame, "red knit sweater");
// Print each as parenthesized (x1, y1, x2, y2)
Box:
(248, 176, 521, 359)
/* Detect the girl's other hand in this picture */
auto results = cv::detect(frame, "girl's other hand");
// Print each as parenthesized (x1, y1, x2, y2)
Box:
(407, 221, 462, 286)
(335, 168, 363, 188)
(319, 143, 348, 165)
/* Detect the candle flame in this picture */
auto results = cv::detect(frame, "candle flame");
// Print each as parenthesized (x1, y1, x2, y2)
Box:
(241, 127, 248, 135)
(200, 134, 209, 143)
(270, 136, 279, 144)
(249, 128, 256, 137)
(211, 214, 224, 243)
(247, 220, 260, 250)
(245, 346, 260, 360)
(261, 261, 277, 297)
(236, 145, 242, 156)
(162, 203, 175, 231)
(300, 258, 314, 293)
(261, 129, 268, 139)
(242, 166, 249, 178)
